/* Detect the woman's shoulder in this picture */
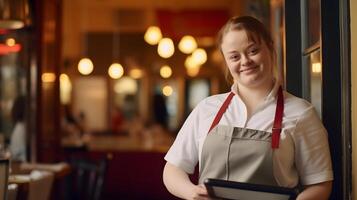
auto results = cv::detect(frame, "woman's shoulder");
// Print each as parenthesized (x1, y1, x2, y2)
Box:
(197, 92, 232, 109)
(189, 92, 232, 119)
(283, 91, 315, 116)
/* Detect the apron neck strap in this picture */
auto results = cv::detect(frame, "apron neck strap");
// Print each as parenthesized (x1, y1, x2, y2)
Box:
(207, 86, 285, 149)
(208, 92, 235, 133)
(271, 86, 284, 149)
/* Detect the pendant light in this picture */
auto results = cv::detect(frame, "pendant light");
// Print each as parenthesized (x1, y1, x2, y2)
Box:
(78, 58, 94, 75)
(192, 48, 207, 65)
(160, 65, 172, 78)
(185, 55, 201, 77)
(178, 35, 197, 54)
(144, 26, 162, 45)
(108, 17, 123, 79)
(78, 3, 93, 75)
(108, 62, 124, 79)
(157, 37, 174, 59)
(162, 85, 173, 97)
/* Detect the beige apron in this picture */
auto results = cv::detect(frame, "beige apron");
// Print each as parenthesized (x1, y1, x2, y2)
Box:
(199, 87, 284, 187)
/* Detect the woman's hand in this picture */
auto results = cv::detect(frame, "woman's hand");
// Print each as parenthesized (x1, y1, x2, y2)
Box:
(163, 162, 211, 200)
(296, 181, 332, 200)
(187, 184, 210, 200)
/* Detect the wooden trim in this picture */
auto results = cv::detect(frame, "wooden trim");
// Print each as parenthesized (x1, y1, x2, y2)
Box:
(303, 42, 320, 55)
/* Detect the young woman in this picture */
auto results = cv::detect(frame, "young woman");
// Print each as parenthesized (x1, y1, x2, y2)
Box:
(163, 16, 333, 200)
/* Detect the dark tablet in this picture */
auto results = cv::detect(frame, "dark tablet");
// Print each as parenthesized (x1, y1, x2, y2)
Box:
(204, 178, 298, 200)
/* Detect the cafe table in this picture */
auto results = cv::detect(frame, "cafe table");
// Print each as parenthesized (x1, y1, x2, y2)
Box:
(8, 162, 71, 200)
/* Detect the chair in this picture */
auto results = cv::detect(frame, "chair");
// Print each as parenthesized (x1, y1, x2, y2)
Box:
(67, 157, 107, 200)
(28, 170, 54, 200)
(0, 159, 9, 200)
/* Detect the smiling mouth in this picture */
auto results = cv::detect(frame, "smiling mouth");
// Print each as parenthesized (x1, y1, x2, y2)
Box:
(239, 66, 259, 73)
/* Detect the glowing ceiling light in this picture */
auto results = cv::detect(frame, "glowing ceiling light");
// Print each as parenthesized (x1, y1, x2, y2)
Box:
(178, 35, 197, 54)
(108, 63, 124, 79)
(144, 26, 162, 45)
(185, 55, 200, 69)
(6, 38, 16, 46)
(160, 65, 172, 78)
(185, 56, 201, 77)
(312, 62, 322, 73)
(162, 85, 173, 96)
(129, 68, 143, 79)
(60, 73, 72, 105)
(78, 58, 94, 75)
(192, 48, 207, 65)
(41, 72, 56, 82)
(186, 66, 201, 77)
(157, 38, 175, 58)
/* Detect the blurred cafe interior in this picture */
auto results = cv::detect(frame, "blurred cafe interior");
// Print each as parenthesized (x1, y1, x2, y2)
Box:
(0, 0, 355, 199)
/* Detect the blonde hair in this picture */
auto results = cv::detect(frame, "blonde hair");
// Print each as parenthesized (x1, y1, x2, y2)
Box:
(217, 16, 279, 84)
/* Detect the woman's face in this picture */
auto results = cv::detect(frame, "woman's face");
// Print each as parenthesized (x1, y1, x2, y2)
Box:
(221, 30, 274, 89)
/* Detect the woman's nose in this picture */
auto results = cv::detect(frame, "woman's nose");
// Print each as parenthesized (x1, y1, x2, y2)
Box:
(241, 54, 252, 66)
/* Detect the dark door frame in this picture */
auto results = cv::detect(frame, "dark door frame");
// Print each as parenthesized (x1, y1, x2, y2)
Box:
(338, 0, 351, 199)
(285, 0, 351, 199)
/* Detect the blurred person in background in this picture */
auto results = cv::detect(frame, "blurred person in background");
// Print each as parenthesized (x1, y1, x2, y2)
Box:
(111, 106, 125, 135)
(153, 93, 169, 130)
(9, 96, 27, 162)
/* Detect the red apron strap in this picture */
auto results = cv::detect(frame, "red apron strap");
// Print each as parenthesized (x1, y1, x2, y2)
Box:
(208, 92, 235, 133)
(271, 86, 284, 149)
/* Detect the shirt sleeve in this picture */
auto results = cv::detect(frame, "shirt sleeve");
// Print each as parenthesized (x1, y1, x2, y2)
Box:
(164, 103, 202, 174)
(292, 106, 334, 185)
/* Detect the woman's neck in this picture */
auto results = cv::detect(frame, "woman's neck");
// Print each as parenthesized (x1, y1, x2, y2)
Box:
(237, 80, 274, 117)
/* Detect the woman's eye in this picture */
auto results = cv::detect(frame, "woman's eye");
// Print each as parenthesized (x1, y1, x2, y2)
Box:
(248, 48, 259, 55)
(229, 55, 240, 61)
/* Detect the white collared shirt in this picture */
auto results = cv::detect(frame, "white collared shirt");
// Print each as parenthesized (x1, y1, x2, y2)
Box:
(164, 82, 333, 187)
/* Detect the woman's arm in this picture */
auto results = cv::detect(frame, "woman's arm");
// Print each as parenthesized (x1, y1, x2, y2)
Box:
(163, 162, 209, 200)
(297, 181, 332, 200)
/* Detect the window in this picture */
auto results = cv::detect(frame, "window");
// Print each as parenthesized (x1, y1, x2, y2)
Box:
(301, 0, 322, 118)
